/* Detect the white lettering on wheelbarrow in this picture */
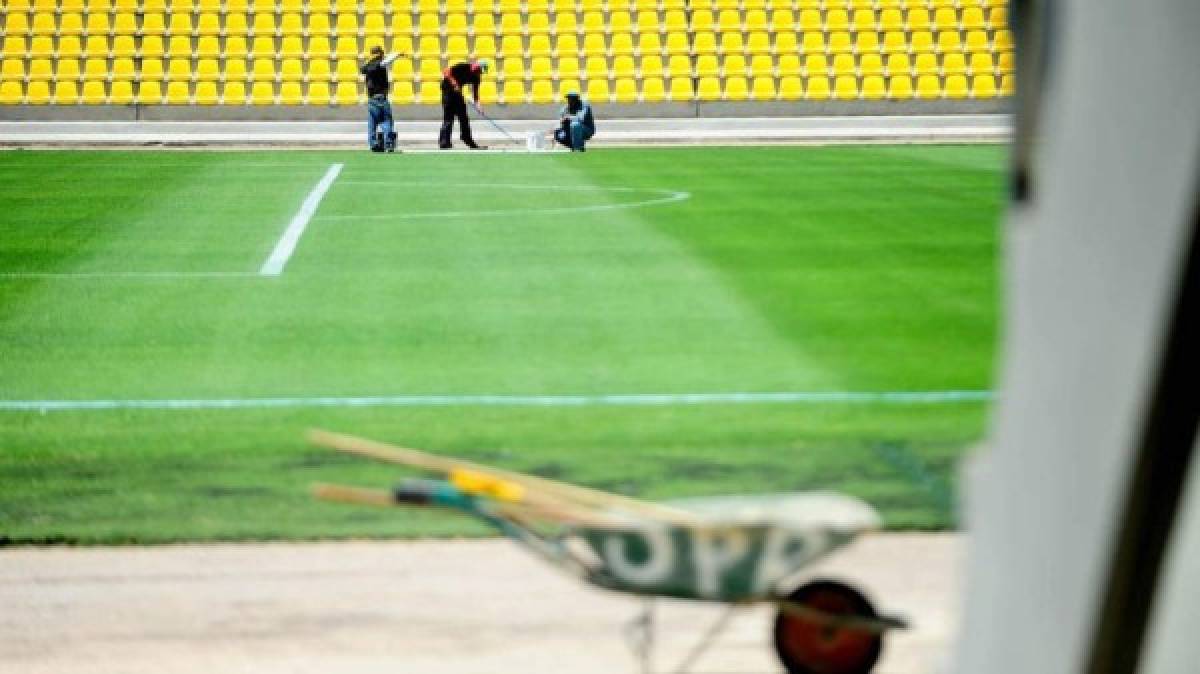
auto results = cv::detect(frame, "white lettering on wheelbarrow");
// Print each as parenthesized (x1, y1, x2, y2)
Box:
(602, 525, 675, 585)
(693, 529, 750, 597)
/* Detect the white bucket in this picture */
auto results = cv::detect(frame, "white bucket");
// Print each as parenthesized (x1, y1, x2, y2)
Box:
(526, 131, 551, 152)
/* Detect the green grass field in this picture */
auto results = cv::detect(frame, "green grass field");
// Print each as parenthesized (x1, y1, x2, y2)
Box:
(0, 145, 1003, 544)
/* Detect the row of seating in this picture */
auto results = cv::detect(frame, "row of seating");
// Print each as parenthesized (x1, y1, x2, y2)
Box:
(1, 32, 1013, 61)
(1, 9, 1008, 37)
(2, 0, 1010, 14)
(0, 50, 1013, 83)
(0, 71, 1012, 103)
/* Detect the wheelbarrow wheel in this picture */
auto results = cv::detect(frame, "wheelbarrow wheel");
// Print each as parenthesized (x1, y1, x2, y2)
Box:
(773, 579, 884, 674)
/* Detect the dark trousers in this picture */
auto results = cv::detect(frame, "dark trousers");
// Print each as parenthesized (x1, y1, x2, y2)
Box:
(367, 95, 393, 149)
(439, 88, 478, 148)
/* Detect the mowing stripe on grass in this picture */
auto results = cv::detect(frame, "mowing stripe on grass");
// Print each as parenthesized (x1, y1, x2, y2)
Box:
(259, 162, 343, 277)
(0, 390, 994, 412)
(0, 272, 257, 279)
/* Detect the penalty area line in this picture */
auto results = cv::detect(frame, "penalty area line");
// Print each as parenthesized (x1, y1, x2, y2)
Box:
(259, 162, 344, 277)
(0, 390, 995, 412)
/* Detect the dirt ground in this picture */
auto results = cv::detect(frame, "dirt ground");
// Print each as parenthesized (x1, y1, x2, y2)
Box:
(0, 533, 961, 674)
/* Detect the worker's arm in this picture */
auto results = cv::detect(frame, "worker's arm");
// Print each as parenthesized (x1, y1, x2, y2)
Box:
(382, 52, 401, 67)
(443, 67, 460, 91)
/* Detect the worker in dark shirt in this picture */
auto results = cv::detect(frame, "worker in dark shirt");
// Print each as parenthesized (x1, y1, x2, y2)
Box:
(553, 91, 596, 152)
(360, 46, 401, 152)
(439, 59, 489, 150)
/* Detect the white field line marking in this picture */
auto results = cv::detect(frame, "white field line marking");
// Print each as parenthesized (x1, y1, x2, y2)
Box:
(259, 162, 344, 276)
(0, 271, 257, 279)
(0, 390, 995, 412)
(323, 181, 690, 220)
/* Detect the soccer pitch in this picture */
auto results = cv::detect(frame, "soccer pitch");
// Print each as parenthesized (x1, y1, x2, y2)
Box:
(0, 145, 1002, 544)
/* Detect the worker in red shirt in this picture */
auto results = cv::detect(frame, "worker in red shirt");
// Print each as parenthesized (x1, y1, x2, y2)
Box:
(439, 59, 489, 150)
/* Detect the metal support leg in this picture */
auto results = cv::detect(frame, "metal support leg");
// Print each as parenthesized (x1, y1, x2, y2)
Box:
(624, 599, 656, 674)
(670, 604, 740, 674)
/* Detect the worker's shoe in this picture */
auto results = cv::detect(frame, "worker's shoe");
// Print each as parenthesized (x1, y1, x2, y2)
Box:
(385, 132, 398, 152)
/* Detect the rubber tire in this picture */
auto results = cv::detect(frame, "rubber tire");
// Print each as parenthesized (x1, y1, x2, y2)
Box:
(773, 579, 884, 674)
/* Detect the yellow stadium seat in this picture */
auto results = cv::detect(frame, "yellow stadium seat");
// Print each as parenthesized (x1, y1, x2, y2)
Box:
(933, 7, 958, 30)
(280, 58, 304, 81)
(497, 12, 521, 34)
(988, 7, 1008, 29)
(971, 73, 996, 98)
(279, 81, 302, 103)
(861, 74, 885, 100)
(163, 79, 188, 102)
(0, 59, 25, 82)
(642, 77, 665, 102)
(390, 35, 414, 57)
(748, 54, 773, 76)
(825, 9, 848, 31)
(83, 35, 109, 58)
(276, 14, 302, 37)
(109, 57, 134, 80)
(281, 36, 305, 58)
(944, 73, 968, 99)
(194, 80, 218, 104)
(249, 80, 274, 104)
(528, 13, 551, 35)
(769, 10, 794, 31)
(3, 13, 31, 36)
(778, 75, 801, 100)
(664, 31, 689, 55)
(581, 11, 604, 32)
(800, 32, 825, 54)
(640, 54, 664, 77)
(831, 52, 855, 75)
(140, 13, 166, 35)
(696, 75, 720, 101)
(961, 7, 986, 30)
(80, 58, 106, 81)
(221, 80, 246, 103)
(417, 35, 441, 58)
(335, 14, 359, 37)
(165, 35, 191, 57)
(25, 37, 52, 58)
(417, 58, 441, 80)
(79, 79, 108, 102)
(496, 0, 520, 11)
(578, 33, 604, 56)
(777, 53, 800, 75)
(306, 59, 331, 82)
(553, 11, 578, 33)
(441, 13, 467, 36)
(529, 78, 554, 103)
(805, 75, 829, 100)
(609, 10, 632, 33)
(636, 10, 660, 32)
(968, 51, 995, 75)
(106, 35, 134, 57)
(390, 80, 414, 104)
(797, 9, 821, 31)
(59, 36, 84, 59)
(552, 33, 577, 57)
(716, 31, 741, 54)
(997, 51, 1014, 74)
(851, 9, 875, 31)
(582, 55, 605, 79)
(913, 52, 938, 75)
(994, 29, 1013, 50)
(584, 76, 608, 102)
(85, 12, 111, 35)
(722, 76, 746, 101)
(831, 73, 856, 100)
(943, 52, 968, 75)
(334, 0, 357, 12)
(613, 77, 637, 102)
(195, 36, 220, 58)
(723, 53, 745, 77)
(445, 35, 470, 60)
(251, 58, 275, 81)
(141, 58, 165, 81)
(965, 30, 990, 53)
(27, 60, 52, 83)
(742, 32, 769, 55)
(195, 0, 220, 11)
(194, 58, 219, 81)
(906, 8, 930, 32)
(224, 36, 249, 58)
(224, 58, 248, 81)
(749, 75, 773, 100)
(739, 10, 764, 32)
(690, 10, 714, 32)
(555, 55, 579, 79)
(775, 31, 797, 54)
(667, 76, 692, 101)
(31, 13, 56, 37)
(610, 33, 634, 55)
(857, 52, 883, 76)
(915, 73, 940, 99)
(715, 9, 738, 31)
(333, 58, 358, 81)
(135, 79, 162, 103)
(671, 53, 695, 76)
(885, 52, 910, 76)
(334, 80, 360, 104)
(611, 54, 635, 78)
(193, 13, 220, 37)
(555, 78, 579, 99)
(500, 56, 523, 79)
(390, 13, 413, 35)
(887, 74, 912, 99)
(169, 13, 194, 37)
(166, 58, 191, 80)
(1000, 73, 1014, 95)
(879, 8, 903, 31)
(57, 58, 82, 81)
(26, 80, 52, 104)
(225, 13, 249, 36)
(102, 78, 131, 104)
(803, 53, 826, 77)
(529, 34, 553, 57)
(936, 30, 961, 52)
(910, 31, 934, 53)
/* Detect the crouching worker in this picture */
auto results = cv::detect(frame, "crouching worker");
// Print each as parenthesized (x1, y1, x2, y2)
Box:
(360, 46, 401, 152)
(554, 91, 595, 152)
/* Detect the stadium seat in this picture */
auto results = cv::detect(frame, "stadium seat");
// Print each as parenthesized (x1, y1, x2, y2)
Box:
(665, 75, 690, 101)
(886, 53, 911, 77)
(614, 77, 638, 102)
(1000, 73, 1015, 95)
(696, 76, 720, 101)
(801, 32, 825, 54)
(140, 58, 164, 81)
(933, 8, 958, 30)
(111, 58, 135, 80)
(279, 81, 302, 104)
(944, 73, 968, 99)
(861, 74, 886, 100)
(778, 75, 801, 101)
(937, 30, 962, 53)
(880, 8, 904, 31)
(803, 53, 827, 77)
(833, 74, 857, 100)
(915, 74, 940, 99)
(693, 32, 717, 55)
(194, 80, 219, 104)
(805, 75, 829, 100)
(832, 53, 856, 76)
(998, 51, 1014, 74)
(26, 80, 52, 104)
(135, 79, 162, 103)
(109, 80, 133, 103)
(962, 7, 986, 30)
(249, 81, 274, 104)
(989, 7, 1009, 30)
(280, 37, 305, 58)
(860, 52, 884, 76)
(280, 58, 304, 81)
(913, 52, 938, 76)
(722, 76, 747, 101)
(670, 54, 694, 77)
(723, 53, 746, 78)
(971, 74, 996, 99)
(664, 32, 689, 55)
(641, 77, 665, 102)
(750, 75, 775, 100)
(81, 60, 110, 85)
(887, 74, 912, 99)
(911, 31, 935, 53)
(0, 81, 25, 105)
(530, 78, 554, 103)
(825, 9, 849, 32)
(994, 30, 1013, 50)
(335, 80, 360, 104)
(969, 52, 996, 76)
(943, 52, 968, 76)
(225, 36, 249, 58)
(585, 77, 608, 102)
